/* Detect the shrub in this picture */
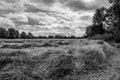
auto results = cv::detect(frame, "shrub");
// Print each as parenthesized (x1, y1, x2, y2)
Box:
(91, 33, 115, 42)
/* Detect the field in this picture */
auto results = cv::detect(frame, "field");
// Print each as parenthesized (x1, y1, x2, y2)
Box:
(0, 39, 120, 80)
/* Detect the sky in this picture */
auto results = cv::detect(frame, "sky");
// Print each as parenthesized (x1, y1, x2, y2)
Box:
(0, 0, 109, 36)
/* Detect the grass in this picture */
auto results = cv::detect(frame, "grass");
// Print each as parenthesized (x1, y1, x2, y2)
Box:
(0, 39, 119, 80)
(0, 39, 70, 49)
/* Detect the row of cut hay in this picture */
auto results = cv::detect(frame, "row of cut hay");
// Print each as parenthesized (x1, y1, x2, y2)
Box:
(0, 41, 117, 80)
(1, 43, 59, 49)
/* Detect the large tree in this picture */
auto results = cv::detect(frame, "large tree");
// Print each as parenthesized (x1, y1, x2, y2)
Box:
(107, 0, 120, 33)
(93, 7, 107, 25)
(27, 32, 34, 39)
(85, 7, 106, 37)
(0, 27, 7, 38)
(7, 28, 19, 39)
(20, 31, 27, 38)
(86, 24, 104, 37)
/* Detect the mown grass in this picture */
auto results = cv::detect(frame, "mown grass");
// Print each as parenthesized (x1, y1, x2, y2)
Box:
(0, 39, 71, 49)
(0, 40, 116, 80)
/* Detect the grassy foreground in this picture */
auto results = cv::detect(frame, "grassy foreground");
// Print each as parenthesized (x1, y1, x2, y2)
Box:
(0, 39, 120, 80)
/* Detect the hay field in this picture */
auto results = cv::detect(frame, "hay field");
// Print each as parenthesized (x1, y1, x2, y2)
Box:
(0, 39, 120, 80)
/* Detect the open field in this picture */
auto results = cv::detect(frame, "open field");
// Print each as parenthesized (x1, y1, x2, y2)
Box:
(0, 39, 120, 80)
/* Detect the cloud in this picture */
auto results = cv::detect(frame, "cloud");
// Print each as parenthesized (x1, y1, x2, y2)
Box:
(2, 0, 18, 3)
(80, 15, 92, 21)
(30, 0, 56, 6)
(24, 3, 41, 13)
(0, 17, 15, 28)
(5, 13, 28, 23)
(0, 0, 110, 36)
(65, 0, 109, 11)
(66, 0, 95, 11)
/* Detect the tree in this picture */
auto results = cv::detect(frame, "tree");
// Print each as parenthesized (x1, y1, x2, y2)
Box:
(70, 35, 76, 39)
(93, 7, 107, 25)
(107, 0, 120, 33)
(48, 35, 54, 39)
(85, 7, 107, 37)
(108, 0, 120, 3)
(20, 31, 27, 38)
(86, 24, 104, 37)
(0, 27, 6, 38)
(5, 31, 10, 38)
(7, 28, 18, 39)
(15, 30, 19, 38)
(27, 32, 34, 39)
(85, 0, 120, 42)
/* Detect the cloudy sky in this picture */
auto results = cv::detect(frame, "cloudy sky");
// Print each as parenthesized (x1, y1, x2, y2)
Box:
(0, 0, 109, 36)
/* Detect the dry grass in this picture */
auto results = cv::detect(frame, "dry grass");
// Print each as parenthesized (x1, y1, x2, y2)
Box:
(0, 39, 119, 80)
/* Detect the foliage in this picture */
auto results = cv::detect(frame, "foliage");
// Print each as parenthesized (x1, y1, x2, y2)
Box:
(27, 32, 34, 39)
(85, 0, 120, 42)
(0, 27, 80, 39)
(0, 27, 6, 38)
(86, 24, 104, 37)
(20, 31, 27, 38)
(93, 7, 106, 25)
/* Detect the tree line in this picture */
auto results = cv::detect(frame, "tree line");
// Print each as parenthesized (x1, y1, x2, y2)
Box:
(0, 27, 81, 39)
(0, 27, 34, 39)
(85, 0, 120, 42)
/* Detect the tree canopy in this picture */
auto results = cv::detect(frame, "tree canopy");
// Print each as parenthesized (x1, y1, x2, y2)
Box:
(85, 0, 120, 42)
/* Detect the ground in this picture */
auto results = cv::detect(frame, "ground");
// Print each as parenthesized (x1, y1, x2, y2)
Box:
(0, 39, 120, 80)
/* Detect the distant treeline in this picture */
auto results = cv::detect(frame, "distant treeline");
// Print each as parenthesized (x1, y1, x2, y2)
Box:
(0, 27, 81, 39)
(84, 0, 120, 42)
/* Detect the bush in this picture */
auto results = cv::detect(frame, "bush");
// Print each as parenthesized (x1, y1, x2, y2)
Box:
(92, 33, 115, 42)
(89, 32, 120, 42)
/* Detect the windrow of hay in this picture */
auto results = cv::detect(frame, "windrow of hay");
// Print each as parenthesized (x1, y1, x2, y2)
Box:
(0, 40, 118, 80)
(0, 40, 71, 49)
(1, 43, 59, 49)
